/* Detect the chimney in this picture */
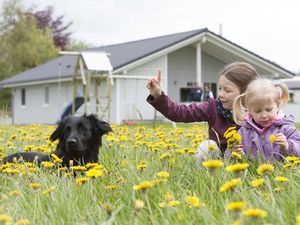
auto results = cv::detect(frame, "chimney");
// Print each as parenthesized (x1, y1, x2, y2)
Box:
(219, 23, 223, 36)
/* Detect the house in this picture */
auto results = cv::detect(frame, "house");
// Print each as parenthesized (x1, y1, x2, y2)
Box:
(0, 28, 295, 124)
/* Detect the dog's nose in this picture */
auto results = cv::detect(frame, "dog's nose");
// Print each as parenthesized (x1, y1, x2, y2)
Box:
(67, 138, 77, 145)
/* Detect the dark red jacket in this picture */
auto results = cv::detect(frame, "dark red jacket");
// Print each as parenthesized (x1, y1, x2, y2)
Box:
(147, 92, 236, 151)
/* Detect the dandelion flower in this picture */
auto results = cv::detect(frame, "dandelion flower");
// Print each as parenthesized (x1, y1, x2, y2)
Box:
(135, 199, 145, 210)
(158, 202, 166, 208)
(285, 156, 299, 162)
(186, 195, 201, 208)
(231, 220, 240, 225)
(274, 187, 286, 191)
(243, 208, 268, 218)
(157, 171, 170, 178)
(168, 200, 180, 207)
(269, 135, 277, 143)
(220, 178, 241, 192)
(76, 177, 91, 185)
(274, 176, 288, 182)
(42, 186, 55, 195)
(133, 181, 154, 191)
(86, 169, 104, 178)
(227, 201, 246, 211)
(231, 151, 242, 159)
(30, 183, 41, 189)
(296, 213, 300, 225)
(8, 190, 22, 197)
(202, 160, 224, 169)
(71, 166, 87, 171)
(0, 214, 11, 223)
(163, 192, 174, 201)
(15, 219, 30, 225)
(257, 164, 274, 175)
(226, 163, 249, 172)
(250, 178, 265, 187)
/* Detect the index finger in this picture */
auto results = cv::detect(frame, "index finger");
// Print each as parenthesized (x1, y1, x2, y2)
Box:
(157, 70, 161, 83)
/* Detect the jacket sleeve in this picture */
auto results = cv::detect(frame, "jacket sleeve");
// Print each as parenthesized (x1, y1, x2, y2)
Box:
(146, 92, 212, 123)
(285, 126, 300, 157)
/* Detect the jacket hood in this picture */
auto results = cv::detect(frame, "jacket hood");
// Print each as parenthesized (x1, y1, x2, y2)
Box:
(242, 112, 295, 133)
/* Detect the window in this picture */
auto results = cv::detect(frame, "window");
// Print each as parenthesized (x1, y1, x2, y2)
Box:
(21, 88, 26, 106)
(44, 86, 49, 104)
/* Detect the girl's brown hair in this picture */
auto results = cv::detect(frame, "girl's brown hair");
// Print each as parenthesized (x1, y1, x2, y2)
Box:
(219, 62, 258, 93)
(233, 78, 289, 125)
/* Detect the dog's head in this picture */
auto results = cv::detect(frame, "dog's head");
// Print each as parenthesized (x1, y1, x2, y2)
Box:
(50, 114, 112, 156)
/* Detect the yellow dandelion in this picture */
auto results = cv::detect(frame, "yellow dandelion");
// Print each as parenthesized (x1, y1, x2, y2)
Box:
(226, 163, 249, 172)
(269, 135, 277, 143)
(220, 178, 241, 192)
(202, 160, 224, 169)
(227, 201, 246, 211)
(86, 169, 104, 178)
(231, 220, 240, 225)
(163, 192, 174, 201)
(224, 126, 237, 137)
(243, 208, 268, 218)
(133, 181, 154, 191)
(75, 177, 91, 185)
(283, 163, 295, 168)
(30, 183, 41, 189)
(296, 213, 300, 225)
(0, 214, 11, 223)
(257, 164, 274, 175)
(42, 186, 55, 195)
(208, 144, 218, 151)
(186, 195, 201, 208)
(15, 219, 30, 225)
(231, 151, 242, 159)
(250, 178, 265, 187)
(158, 202, 166, 208)
(105, 185, 118, 190)
(157, 171, 170, 178)
(8, 190, 22, 197)
(71, 166, 87, 171)
(285, 156, 299, 162)
(274, 176, 288, 182)
(274, 187, 286, 191)
(41, 161, 55, 168)
(135, 199, 145, 210)
(168, 200, 180, 207)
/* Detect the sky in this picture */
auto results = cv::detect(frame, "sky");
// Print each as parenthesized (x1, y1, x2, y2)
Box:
(3, 0, 300, 73)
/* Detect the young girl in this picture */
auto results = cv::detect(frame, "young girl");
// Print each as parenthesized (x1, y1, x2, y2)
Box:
(229, 78, 300, 161)
(146, 62, 258, 160)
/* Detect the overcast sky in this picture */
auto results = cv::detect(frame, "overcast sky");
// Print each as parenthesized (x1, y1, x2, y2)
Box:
(5, 0, 300, 73)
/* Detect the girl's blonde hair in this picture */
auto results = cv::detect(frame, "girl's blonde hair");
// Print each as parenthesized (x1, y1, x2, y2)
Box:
(233, 78, 289, 125)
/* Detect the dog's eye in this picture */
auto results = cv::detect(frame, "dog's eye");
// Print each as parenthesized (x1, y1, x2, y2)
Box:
(79, 126, 87, 132)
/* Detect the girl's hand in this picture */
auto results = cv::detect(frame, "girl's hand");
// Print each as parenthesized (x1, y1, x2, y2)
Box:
(274, 133, 289, 151)
(230, 144, 244, 155)
(147, 70, 162, 98)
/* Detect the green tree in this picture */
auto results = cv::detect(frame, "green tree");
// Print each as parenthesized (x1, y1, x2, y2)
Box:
(0, 0, 58, 111)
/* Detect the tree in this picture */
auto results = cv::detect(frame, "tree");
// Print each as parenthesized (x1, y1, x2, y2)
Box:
(0, 0, 58, 111)
(26, 6, 73, 50)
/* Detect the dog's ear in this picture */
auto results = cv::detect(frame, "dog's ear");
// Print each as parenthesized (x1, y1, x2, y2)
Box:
(87, 114, 112, 134)
(50, 122, 64, 142)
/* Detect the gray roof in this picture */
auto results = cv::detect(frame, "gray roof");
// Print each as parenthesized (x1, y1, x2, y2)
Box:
(0, 28, 295, 87)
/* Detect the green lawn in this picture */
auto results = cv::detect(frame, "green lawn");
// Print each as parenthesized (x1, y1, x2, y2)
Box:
(0, 123, 300, 225)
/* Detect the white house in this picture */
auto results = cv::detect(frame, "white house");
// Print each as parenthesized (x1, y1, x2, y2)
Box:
(0, 28, 295, 124)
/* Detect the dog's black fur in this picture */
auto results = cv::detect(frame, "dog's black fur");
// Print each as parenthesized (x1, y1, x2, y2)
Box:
(2, 114, 112, 167)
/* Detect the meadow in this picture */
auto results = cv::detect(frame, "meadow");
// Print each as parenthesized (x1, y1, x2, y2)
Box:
(0, 122, 300, 225)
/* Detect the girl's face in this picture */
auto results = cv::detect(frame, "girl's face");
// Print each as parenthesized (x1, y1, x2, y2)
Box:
(218, 75, 241, 109)
(248, 100, 279, 127)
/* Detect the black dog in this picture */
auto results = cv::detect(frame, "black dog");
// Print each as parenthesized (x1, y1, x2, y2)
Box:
(2, 114, 112, 167)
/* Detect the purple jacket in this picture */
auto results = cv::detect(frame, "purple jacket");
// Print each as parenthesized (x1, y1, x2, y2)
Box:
(147, 92, 236, 151)
(235, 114, 300, 161)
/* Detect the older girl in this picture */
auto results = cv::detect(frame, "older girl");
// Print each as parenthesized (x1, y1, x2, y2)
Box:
(229, 78, 300, 161)
(146, 62, 258, 161)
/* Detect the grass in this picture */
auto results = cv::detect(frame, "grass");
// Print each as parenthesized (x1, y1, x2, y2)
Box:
(0, 123, 300, 225)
